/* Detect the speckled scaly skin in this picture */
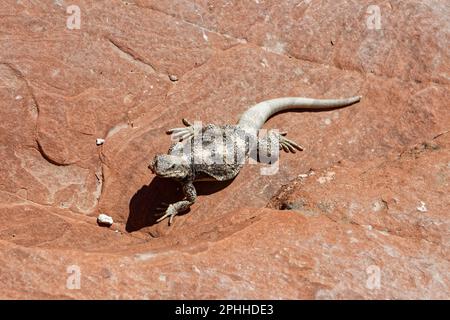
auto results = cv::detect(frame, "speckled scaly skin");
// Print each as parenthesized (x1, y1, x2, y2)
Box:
(149, 95, 362, 224)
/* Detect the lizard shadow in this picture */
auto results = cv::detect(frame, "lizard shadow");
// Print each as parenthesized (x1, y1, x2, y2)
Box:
(127, 176, 233, 232)
(266, 106, 355, 121)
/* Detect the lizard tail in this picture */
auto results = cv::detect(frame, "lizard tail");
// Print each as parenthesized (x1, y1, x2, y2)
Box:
(237, 95, 362, 130)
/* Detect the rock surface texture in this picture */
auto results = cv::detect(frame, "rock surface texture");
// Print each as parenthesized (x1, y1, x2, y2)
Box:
(0, 0, 449, 299)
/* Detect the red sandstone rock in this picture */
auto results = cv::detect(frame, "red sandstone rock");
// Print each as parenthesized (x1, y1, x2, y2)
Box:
(0, 0, 448, 299)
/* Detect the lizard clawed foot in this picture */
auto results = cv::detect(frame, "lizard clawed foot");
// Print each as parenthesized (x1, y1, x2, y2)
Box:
(156, 204, 178, 225)
(278, 132, 304, 153)
(166, 118, 197, 141)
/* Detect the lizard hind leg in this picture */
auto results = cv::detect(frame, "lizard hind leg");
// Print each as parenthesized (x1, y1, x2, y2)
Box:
(166, 118, 197, 141)
(258, 130, 304, 156)
(278, 132, 304, 153)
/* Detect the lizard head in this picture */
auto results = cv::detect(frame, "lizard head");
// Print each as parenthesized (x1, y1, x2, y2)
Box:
(148, 154, 190, 179)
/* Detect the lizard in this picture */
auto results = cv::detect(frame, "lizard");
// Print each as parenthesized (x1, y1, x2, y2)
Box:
(148, 95, 362, 225)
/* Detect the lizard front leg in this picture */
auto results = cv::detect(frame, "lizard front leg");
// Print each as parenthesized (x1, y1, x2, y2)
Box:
(166, 118, 199, 141)
(157, 180, 197, 225)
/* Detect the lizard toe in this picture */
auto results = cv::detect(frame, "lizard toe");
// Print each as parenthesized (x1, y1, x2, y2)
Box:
(156, 205, 178, 225)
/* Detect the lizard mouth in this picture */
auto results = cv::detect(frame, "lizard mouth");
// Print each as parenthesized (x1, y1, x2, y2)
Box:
(148, 161, 156, 174)
(154, 172, 176, 178)
(147, 165, 170, 177)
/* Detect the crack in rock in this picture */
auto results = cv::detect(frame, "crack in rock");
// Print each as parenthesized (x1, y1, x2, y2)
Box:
(107, 37, 159, 75)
